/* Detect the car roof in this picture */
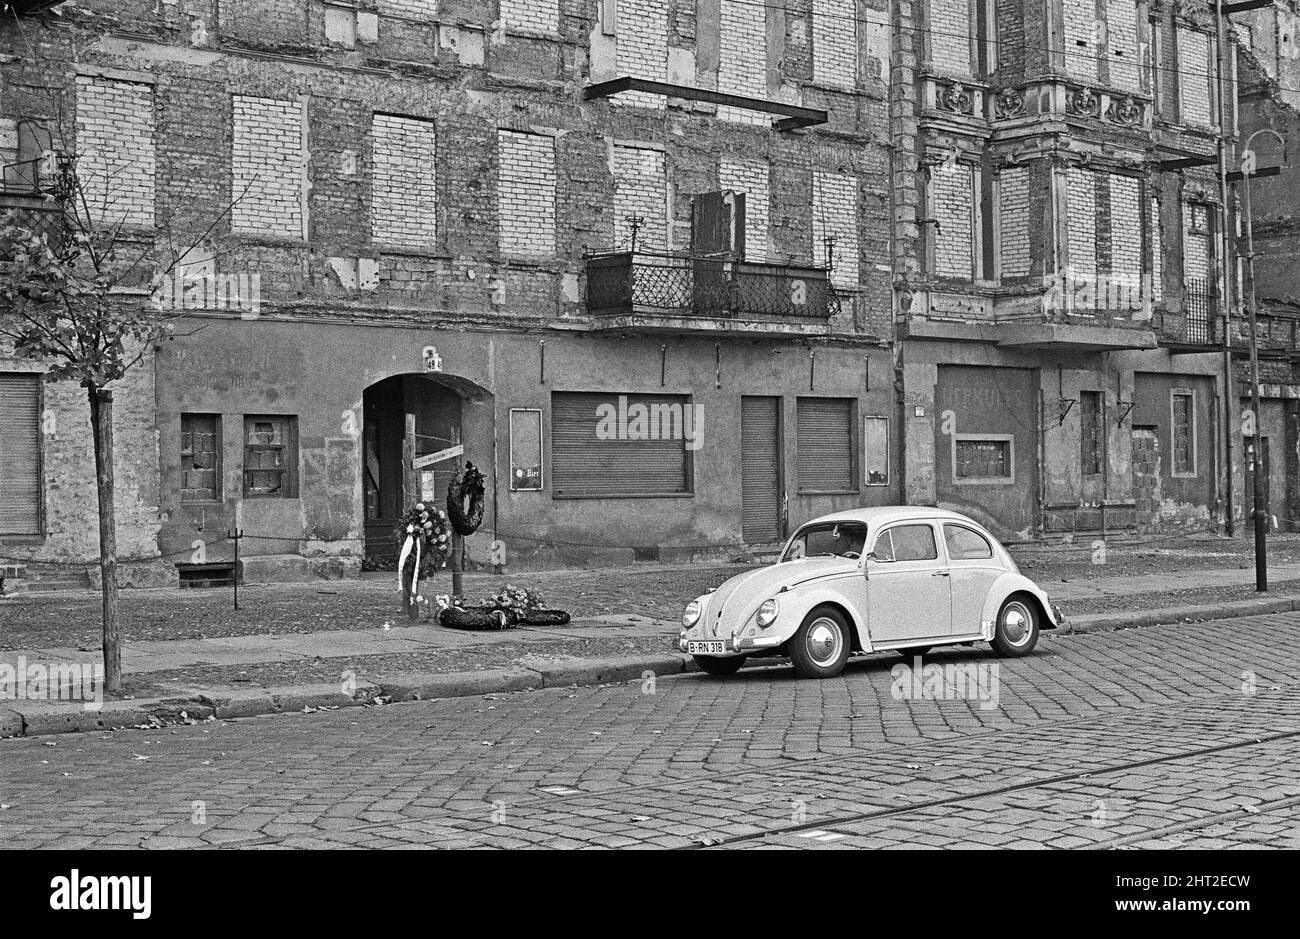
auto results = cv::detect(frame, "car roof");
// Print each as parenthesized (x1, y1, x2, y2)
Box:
(797, 506, 984, 530)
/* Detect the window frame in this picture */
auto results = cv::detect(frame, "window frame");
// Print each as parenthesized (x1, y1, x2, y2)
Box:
(1170, 389, 1197, 478)
(872, 522, 940, 563)
(242, 415, 299, 499)
(1080, 390, 1105, 478)
(180, 412, 223, 504)
(951, 433, 1016, 485)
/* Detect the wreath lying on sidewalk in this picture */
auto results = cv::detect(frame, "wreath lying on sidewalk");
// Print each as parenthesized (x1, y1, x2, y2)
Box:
(394, 502, 452, 603)
(447, 462, 486, 536)
(435, 585, 571, 631)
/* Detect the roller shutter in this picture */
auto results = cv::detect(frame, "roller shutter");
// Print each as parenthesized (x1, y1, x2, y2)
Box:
(0, 372, 41, 534)
(552, 392, 691, 497)
(797, 397, 853, 492)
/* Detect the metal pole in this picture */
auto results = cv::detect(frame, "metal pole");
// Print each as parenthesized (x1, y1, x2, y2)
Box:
(1240, 168, 1268, 591)
(1213, 0, 1236, 536)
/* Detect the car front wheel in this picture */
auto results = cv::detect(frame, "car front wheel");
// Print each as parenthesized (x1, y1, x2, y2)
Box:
(990, 596, 1039, 657)
(693, 655, 746, 676)
(789, 607, 851, 678)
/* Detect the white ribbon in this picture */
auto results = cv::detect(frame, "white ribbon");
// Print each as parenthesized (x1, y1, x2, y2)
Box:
(397, 526, 415, 595)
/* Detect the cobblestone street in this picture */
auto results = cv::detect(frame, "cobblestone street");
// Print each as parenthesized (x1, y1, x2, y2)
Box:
(2, 610, 1297, 849)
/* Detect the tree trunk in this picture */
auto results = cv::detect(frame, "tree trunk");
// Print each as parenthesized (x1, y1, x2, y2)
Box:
(88, 387, 121, 693)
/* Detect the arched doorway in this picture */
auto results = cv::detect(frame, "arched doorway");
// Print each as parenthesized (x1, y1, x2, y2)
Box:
(362, 372, 488, 560)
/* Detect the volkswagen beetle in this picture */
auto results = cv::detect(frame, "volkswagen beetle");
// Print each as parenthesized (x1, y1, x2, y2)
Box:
(679, 507, 1065, 678)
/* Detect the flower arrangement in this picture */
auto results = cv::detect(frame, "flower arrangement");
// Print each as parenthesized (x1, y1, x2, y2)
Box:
(394, 502, 452, 598)
(449, 585, 544, 616)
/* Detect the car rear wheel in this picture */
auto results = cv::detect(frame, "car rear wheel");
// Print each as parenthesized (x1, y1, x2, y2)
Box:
(693, 655, 746, 676)
(789, 607, 851, 678)
(990, 596, 1039, 657)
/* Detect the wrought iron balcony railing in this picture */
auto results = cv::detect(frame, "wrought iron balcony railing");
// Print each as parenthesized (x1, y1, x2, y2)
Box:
(586, 250, 840, 324)
(0, 193, 65, 259)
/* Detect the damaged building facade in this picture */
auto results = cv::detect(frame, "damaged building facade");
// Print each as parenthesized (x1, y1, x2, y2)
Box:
(3, 0, 1296, 584)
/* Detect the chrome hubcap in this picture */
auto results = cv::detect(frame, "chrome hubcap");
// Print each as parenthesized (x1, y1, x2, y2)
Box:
(1001, 604, 1031, 645)
(806, 618, 842, 665)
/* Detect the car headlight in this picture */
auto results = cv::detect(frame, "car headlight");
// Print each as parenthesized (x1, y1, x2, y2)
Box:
(682, 600, 702, 628)
(756, 598, 779, 628)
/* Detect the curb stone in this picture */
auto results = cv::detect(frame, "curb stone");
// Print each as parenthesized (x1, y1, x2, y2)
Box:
(3, 596, 1299, 740)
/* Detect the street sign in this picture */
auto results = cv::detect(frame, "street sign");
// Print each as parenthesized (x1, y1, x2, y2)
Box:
(412, 444, 463, 469)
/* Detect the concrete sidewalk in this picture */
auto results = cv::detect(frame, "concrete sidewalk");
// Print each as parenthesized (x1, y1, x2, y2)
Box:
(1046, 560, 1300, 601)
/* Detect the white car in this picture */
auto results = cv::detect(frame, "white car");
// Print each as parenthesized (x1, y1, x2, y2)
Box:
(679, 506, 1065, 678)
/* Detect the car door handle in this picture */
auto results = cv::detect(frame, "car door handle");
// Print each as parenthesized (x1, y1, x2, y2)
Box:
(932, 570, 950, 577)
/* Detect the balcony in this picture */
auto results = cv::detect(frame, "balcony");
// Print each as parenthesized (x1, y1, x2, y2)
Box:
(584, 250, 841, 336)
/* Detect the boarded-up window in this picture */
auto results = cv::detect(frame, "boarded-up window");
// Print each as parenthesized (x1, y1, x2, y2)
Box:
(1081, 391, 1104, 477)
(244, 415, 297, 498)
(0, 373, 41, 534)
(863, 415, 889, 486)
(551, 392, 692, 497)
(797, 397, 855, 492)
(1172, 391, 1195, 476)
(181, 414, 221, 502)
(955, 436, 1013, 481)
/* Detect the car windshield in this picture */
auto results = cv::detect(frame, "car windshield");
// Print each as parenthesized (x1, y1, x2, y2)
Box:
(782, 522, 868, 561)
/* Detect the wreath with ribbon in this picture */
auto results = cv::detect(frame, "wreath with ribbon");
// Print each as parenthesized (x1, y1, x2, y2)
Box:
(447, 461, 486, 536)
(394, 502, 452, 603)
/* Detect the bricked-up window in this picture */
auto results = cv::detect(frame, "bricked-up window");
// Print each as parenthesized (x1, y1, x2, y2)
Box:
(797, 397, 856, 493)
(243, 416, 298, 498)
(232, 96, 304, 238)
(501, 0, 559, 34)
(954, 436, 1014, 482)
(1171, 391, 1196, 476)
(76, 76, 156, 227)
(1183, 203, 1210, 283)
(812, 0, 858, 88)
(550, 392, 692, 498)
(181, 414, 221, 502)
(718, 0, 768, 123)
(497, 130, 556, 257)
(1065, 167, 1098, 277)
(612, 145, 668, 250)
(813, 172, 860, 287)
(372, 114, 438, 249)
(719, 158, 769, 261)
(929, 0, 973, 77)
(0, 373, 41, 535)
(1063, 0, 1098, 81)
(1150, 196, 1164, 302)
(930, 162, 975, 280)
(1177, 28, 1214, 127)
(1104, 0, 1141, 91)
(613, 0, 668, 109)
(1080, 391, 1104, 477)
(997, 166, 1030, 279)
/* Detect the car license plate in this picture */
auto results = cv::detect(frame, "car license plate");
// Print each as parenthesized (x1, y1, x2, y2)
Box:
(687, 640, 726, 655)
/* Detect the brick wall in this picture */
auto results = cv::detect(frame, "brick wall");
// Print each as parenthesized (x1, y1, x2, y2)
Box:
(1063, 0, 1098, 82)
(1066, 167, 1097, 276)
(1184, 204, 1210, 281)
(812, 0, 857, 88)
(501, 0, 560, 34)
(1104, 0, 1140, 91)
(929, 0, 972, 77)
(1178, 28, 1213, 126)
(498, 130, 556, 256)
(718, 0, 768, 123)
(813, 171, 859, 287)
(612, 144, 667, 250)
(75, 76, 155, 227)
(719, 156, 770, 261)
(998, 166, 1030, 278)
(378, 0, 437, 20)
(616, 0, 668, 109)
(231, 95, 304, 238)
(1109, 174, 1141, 279)
(931, 162, 973, 279)
(371, 113, 438, 250)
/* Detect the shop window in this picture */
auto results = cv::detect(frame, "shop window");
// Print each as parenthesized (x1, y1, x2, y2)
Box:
(243, 415, 298, 498)
(181, 413, 221, 502)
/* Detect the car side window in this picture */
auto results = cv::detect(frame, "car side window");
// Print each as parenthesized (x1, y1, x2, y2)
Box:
(888, 524, 939, 562)
(871, 530, 895, 561)
(944, 524, 993, 560)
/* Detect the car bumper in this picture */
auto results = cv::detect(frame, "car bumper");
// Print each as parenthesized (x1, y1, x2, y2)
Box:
(1050, 603, 1067, 628)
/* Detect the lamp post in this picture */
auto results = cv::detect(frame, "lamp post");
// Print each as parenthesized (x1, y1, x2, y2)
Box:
(1237, 128, 1288, 592)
